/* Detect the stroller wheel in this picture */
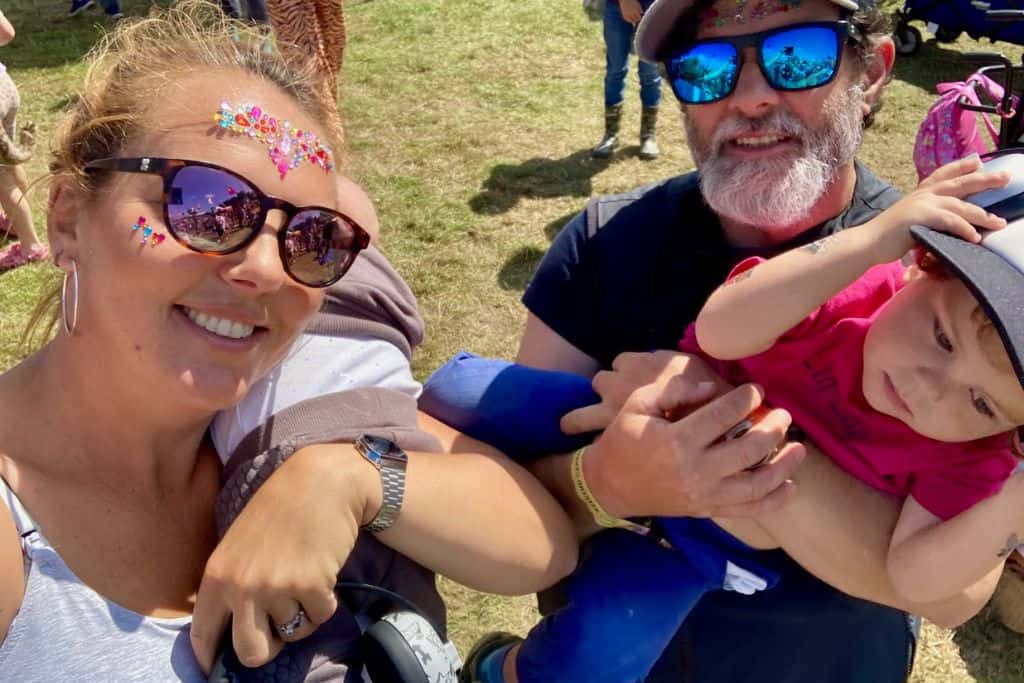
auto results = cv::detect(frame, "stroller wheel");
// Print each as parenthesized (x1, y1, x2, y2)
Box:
(934, 26, 962, 43)
(893, 24, 922, 56)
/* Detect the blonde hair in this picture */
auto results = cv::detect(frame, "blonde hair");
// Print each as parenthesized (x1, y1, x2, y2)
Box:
(23, 0, 342, 349)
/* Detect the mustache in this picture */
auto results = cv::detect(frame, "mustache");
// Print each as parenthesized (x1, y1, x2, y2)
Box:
(708, 111, 808, 156)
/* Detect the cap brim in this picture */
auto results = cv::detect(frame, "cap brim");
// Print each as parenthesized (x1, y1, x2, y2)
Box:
(636, 0, 865, 64)
(911, 225, 1024, 391)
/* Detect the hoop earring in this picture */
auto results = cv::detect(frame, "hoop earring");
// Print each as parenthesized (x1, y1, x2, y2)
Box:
(61, 259, 79, 336)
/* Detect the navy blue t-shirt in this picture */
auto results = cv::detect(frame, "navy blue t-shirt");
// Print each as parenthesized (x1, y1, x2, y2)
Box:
(523, 162, 917, 683)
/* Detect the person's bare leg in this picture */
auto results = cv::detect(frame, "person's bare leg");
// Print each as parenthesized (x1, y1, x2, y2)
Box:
(0, 165, 39, 249)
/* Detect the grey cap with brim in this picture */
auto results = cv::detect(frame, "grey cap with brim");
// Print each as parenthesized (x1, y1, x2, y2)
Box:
(910, 153, 1024, 391)
(636, 0, 870, 63)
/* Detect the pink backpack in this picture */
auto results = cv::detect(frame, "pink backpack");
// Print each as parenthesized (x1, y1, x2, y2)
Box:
(913, 72, 1012, 181)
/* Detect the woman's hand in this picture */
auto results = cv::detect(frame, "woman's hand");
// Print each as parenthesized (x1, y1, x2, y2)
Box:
(190, 445, 380, 673)
(861, 155, 1009, 264)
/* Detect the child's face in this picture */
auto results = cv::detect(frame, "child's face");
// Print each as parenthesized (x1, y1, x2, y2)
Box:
(862, 270, 1024, 442)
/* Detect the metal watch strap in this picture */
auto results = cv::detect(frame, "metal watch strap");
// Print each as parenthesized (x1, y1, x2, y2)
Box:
(365, 458, 406, 532)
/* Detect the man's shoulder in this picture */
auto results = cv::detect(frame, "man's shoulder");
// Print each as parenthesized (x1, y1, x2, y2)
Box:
(582, 171, 703, 239)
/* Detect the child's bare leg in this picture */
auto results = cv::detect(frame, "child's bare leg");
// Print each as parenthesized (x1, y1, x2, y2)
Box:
(713, 516, 779, 549)
(0, 164, 38, 248)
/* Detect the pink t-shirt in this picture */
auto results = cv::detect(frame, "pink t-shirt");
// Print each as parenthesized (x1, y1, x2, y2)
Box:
(680, 258, 1018, 520)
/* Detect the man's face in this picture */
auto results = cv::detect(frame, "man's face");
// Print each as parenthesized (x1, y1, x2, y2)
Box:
(681, 0, 869, 230)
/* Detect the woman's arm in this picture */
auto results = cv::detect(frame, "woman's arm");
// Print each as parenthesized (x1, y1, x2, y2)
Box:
(0, 503, 24, 642)
(887, 481, 1024, 605)
(696, 157, 1009, 360)
(402, 411, 578, 593)
(191, 433, 578, 672)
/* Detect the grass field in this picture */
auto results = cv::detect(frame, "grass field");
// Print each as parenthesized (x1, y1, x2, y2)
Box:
(2, 0, 1024, 680)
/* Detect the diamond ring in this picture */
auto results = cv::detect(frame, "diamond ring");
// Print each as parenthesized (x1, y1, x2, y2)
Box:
(276, 608, 306, 638)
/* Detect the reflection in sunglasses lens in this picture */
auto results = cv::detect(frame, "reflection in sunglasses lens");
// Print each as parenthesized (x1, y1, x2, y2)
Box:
(672, 42, 739, 104)
(284, 210, 358, 286)
(762, 27, 838, 90)
(167, 166, 261, 252)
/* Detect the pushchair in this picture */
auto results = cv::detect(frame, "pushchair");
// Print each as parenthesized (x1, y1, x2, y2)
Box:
(893, 0, 1024, 56)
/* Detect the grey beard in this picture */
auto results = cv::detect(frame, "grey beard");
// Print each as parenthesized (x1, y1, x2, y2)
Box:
(686, 84, 865, 229)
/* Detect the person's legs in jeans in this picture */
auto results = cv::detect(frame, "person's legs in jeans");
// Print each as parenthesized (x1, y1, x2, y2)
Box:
(97, 0, 122, 16)
(220, 0, 242, 18)
(636, 3, 662, 160)
(244, 0, 268, 24)
(592, 1, 633, 158)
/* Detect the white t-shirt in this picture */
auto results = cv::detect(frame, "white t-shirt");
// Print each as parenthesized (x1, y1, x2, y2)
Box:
(211, 332, 421, 462)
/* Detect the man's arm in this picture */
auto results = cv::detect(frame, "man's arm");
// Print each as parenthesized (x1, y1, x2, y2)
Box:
(517, 316, 803, 535)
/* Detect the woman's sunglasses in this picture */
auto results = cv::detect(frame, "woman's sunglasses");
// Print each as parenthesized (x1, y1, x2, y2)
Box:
(84, 157, 371, 288)
(664, 20, 861, 105)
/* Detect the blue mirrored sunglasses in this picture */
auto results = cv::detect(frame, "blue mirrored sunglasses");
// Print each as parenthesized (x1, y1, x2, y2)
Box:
(664, 20, 861, 105)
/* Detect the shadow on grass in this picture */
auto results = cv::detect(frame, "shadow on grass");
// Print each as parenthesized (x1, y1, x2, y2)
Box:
(469, 149, 611, 215)
(544, 209, 581, 241)
(497, 245, 545, 291)
(953, 609, 1024, 682)
(892, 34, 1024, 93)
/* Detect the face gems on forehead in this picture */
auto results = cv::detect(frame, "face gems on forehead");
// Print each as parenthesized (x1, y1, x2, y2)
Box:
(700, 0, 802, 29)
(215, 101, 335, 180)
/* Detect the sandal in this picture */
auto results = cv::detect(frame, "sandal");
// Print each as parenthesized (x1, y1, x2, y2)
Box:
(0, 242, 48, 272)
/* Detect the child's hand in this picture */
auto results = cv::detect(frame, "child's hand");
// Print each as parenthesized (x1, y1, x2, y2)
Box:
(862, 155, 1010, 264)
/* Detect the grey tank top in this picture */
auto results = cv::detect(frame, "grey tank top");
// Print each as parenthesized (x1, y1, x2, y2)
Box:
(0, 477, 206, 682)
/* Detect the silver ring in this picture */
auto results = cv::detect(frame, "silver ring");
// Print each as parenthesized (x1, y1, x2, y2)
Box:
(276, 608, 306, 638)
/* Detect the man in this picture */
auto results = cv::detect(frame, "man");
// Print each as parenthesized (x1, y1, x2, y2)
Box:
(463, 0, 1000, 681)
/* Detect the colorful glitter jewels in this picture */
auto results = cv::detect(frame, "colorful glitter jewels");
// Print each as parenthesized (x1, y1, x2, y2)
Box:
(700, 0, 801, 29)
(215, 101, 335, 180)
(131, 216, 166, 248)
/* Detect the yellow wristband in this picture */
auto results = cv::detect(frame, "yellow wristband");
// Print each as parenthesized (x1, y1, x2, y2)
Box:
(570, 448, 649, 535)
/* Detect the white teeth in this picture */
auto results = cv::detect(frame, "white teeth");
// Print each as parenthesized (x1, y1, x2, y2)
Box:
(734, 135, 786, 147)
(183, 307, 256, 340)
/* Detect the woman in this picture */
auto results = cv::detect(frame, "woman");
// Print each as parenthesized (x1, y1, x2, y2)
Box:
(0, 4, 576, 680)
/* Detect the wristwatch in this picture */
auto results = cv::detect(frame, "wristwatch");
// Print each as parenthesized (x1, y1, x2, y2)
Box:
(354, 434, 408, 532)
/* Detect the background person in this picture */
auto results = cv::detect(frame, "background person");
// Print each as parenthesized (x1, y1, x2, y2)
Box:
(0, 5, 575, 680)
(0, 6, 44, 272)
(592, 0, 662, 160)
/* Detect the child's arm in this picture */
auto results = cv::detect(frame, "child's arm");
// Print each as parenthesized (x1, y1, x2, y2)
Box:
(696, 156, 1009, 360)
(887, 474, 1024, 604)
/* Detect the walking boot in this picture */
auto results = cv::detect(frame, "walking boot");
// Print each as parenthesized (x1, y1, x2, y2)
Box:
(639, 106, 660, 160)
(591, 103, 622, 159)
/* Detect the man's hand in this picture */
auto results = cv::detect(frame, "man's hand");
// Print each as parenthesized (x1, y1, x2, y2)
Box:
(619, 0, 643, 24)
(562, 351, 726, 435)
(579, 369, 806, 520)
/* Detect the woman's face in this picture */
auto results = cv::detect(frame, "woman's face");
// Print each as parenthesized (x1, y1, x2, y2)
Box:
(56, 70, 333, 413)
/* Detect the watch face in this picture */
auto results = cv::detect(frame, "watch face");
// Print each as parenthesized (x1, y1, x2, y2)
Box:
(359, 434, 406, 461)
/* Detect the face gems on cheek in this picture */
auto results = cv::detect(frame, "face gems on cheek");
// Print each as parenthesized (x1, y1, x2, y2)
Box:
(700, 0, 802, 29)
(131, 216, 166, 248)
(215, 101, 336, 180)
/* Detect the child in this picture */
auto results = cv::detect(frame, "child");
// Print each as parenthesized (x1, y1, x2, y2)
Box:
(426, 153, 1024, 683)
(0, 7, 44, 272)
